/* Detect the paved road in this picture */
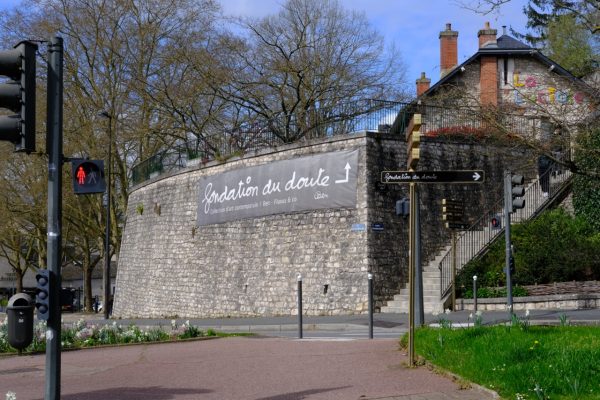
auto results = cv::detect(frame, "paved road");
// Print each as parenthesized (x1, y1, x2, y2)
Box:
(0, 337, 495, 400)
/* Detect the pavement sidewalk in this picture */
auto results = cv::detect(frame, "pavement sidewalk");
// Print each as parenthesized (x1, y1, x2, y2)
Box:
(0, 337, 497, 400)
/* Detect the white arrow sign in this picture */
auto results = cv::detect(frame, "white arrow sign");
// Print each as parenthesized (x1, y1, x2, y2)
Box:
(473, 172, 481, 181)
(335, 163, 351, 184)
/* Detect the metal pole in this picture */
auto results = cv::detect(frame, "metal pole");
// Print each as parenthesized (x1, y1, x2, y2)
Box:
(451, 232, 457, 312)
(414, 188, 424, 327)
(368, 273, 373, 339)
(103, 114, 112, 320)
(408, 182, 416, 366)
(46, 35, 63, 400)
(297, 274, 303, 339)
(473, 275, 478, 312)
(504, 171, 514, 318)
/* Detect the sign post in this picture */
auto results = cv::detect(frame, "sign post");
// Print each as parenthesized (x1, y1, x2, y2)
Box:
(381, 167, 485, 366)
(405, 114, 422, 367)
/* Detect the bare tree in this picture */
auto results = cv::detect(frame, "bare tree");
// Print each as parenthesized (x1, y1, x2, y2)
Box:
(0, 0, 227, 300)
(218, 0, 409, 143)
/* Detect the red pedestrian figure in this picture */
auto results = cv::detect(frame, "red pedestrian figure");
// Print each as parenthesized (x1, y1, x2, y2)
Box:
(77, 166, 86, 185)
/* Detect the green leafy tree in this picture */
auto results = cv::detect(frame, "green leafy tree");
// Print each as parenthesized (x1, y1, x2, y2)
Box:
(546, 13, 596, 77)
(457, 209, 600, 292)
(573, 126, 600, 232)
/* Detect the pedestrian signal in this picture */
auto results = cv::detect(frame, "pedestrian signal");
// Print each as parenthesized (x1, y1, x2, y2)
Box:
(71, 159, 106, 194)
(491, 215, 501, 229)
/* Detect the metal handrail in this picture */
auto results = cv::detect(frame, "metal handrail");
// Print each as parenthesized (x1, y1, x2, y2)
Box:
(130, 101, 548, 186)
(129, 99, 408, 186)
(439, 165, 573, 298)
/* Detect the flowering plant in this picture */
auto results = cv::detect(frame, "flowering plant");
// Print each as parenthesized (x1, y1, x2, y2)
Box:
(0, 317, 216, 354)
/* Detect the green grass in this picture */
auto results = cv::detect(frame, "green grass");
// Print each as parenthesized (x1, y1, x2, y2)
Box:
(407, 325, 600, 399)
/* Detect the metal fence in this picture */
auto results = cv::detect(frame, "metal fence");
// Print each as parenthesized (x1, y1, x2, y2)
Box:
(130, 100, 551, 186)
(438, 165, 573, 299)
(130, 99, 407, 186)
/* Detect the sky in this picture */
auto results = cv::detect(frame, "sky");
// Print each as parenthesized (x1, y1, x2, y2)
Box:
(219, 0, 531, 95)
(0, 0, 530, 96)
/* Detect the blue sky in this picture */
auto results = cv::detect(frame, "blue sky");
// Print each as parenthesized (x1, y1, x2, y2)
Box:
(220, 0, 530, 94)
(0, 0, 530, 95)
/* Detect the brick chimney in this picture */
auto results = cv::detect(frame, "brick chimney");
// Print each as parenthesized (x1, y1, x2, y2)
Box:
(478, 22, 498, 106)
(416, 72, 431, 96)
(439, 23, 458, 78)
(478, 21, 497, 48)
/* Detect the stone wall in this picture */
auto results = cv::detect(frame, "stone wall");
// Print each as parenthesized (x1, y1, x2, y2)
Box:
(113, 131, 538, 318)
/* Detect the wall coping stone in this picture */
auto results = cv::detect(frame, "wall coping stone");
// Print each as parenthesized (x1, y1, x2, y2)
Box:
(130, 130, 400, 193)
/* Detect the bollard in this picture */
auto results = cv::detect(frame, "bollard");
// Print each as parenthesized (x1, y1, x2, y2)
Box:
(368, 273, 373, 339)
(473, 275, 478, 312)
(297, 274, 303, 339)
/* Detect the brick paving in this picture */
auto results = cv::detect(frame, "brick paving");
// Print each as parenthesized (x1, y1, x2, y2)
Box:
(0, 337, 497, 400)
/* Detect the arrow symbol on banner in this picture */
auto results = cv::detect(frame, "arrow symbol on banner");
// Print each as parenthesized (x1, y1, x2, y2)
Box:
(335, 163, 351, 184)
(473, 172, 481, 181)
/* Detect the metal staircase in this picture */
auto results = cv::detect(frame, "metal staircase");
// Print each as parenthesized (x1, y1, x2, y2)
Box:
(381, 167, 573, 314)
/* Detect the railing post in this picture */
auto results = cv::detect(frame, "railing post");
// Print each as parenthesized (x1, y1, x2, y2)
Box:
(473, 275, 478, 311)
(297, 274, 303, 339)
(368, 273, 373, 339)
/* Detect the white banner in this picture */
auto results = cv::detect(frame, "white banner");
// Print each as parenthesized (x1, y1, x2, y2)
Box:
(197, 150, 359, 226)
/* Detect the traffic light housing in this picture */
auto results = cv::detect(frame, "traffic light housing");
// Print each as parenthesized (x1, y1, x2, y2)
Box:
(491, 214, 501, 229)
(396, 198, 409, 217)
(510, 174, 525, 211)
(0, 41, 37, 153)
(72, 159, 106, 194)
(35, 269, 51, 320)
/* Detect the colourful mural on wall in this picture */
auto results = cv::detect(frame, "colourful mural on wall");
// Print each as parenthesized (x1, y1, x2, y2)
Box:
(512, 72, 586, 106)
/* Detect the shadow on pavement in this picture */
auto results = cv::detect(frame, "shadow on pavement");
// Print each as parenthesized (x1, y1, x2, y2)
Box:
(35, 386, 212, 400)
(254, 386, 351, 400)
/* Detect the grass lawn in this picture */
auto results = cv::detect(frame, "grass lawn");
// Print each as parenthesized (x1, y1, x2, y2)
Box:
(406, 324, 600, 399)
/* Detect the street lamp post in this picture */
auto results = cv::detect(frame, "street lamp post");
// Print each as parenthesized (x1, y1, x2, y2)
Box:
(99, 111, 112, 320)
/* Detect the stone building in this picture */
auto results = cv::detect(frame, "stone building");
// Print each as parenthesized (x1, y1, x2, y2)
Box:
(413, 22, 594, 138)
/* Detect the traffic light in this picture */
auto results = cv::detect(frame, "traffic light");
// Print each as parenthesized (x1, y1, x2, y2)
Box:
(71, 159, 106, 194)
(509, 174, 525, 212)
(35, 269, 51, 320)
(491, 214, 501, 229)
(406, 114, 421, 170)
(0, 41, 37, 153)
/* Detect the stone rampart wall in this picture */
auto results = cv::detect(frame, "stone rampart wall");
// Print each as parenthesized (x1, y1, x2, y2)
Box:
(113, 132, 537, 318)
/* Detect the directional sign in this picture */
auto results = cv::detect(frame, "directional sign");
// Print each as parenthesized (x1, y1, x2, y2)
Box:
(442, 198, 463, 207)
(445, 222, 470, 230)
(443, 213, 465, 222)
(381, 170, 485, 184)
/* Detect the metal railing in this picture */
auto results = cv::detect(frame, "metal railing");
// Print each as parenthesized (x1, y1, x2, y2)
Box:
(130, 99, 407, 186)
(131, 100, 553, 186)
(391, 103, 546, 139)
(439, 165, 573, 299)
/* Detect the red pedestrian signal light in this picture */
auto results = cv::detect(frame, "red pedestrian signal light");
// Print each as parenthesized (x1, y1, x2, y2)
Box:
(71, 159, 106, 194)
(491, 215, 501, 229)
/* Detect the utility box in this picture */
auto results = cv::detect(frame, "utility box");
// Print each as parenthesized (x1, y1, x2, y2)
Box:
(7, 293, 34, 351)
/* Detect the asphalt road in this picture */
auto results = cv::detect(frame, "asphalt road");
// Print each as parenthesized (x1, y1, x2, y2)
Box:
(60, 308, 600, 339)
